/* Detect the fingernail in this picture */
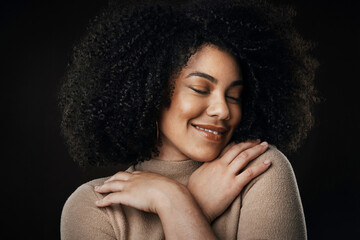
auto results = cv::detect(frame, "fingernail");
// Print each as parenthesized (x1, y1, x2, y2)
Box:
(260, 141, 268, 146)
(263, 159, 271, 165)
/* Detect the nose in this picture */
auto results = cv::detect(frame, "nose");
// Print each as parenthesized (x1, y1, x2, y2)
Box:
(206, 94, 230, 120)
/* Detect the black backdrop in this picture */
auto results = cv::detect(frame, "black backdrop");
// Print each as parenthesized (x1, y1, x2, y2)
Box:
(1, 0, 359, 239)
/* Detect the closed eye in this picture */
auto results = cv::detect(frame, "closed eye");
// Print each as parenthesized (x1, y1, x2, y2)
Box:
(190, 87, 241, 103)
(226, 96, 241, 103)
(190, 87, 209, 95)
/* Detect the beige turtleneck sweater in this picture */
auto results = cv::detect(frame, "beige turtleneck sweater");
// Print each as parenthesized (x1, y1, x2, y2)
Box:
(61, 146, 307, 239)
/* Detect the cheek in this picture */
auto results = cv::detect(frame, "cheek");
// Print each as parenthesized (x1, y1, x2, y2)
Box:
(170, 94, 205, 122)
(230, 105, 242, 126)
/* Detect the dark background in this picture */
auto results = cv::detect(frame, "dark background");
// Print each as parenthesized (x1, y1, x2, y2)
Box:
(1, 0, 359, 239)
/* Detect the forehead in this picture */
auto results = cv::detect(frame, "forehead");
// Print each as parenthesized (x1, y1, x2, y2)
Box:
(183, 45, 242, 80)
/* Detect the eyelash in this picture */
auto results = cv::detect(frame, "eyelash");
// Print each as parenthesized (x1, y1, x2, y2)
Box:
(190, 87, 241, 103)
(190, 87, 208, 95)
(227, 96, 241, 103)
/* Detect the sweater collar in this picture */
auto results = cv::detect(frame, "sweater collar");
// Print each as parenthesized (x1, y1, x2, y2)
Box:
(133, 159, 202, 185)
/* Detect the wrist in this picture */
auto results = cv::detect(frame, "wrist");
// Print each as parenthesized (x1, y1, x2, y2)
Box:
(156, 182, 193, 216)
(156, 183, 217, 240)
(187, 186, 214, 223)
(194, 199, 215, 223)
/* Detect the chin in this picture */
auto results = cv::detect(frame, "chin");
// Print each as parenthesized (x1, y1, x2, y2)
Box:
(189, 148, 221, 162)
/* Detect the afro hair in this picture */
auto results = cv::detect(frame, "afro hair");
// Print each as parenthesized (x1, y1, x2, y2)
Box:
(59, 0, 319, 166)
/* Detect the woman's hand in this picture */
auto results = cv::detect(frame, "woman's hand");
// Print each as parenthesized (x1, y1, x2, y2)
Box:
(187, 140, 271, 222)
(95, 171, 218, 239)
(94, 171, 185, 213)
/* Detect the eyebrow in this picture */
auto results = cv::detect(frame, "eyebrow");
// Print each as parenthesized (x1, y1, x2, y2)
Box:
(185, 71, 243, 86)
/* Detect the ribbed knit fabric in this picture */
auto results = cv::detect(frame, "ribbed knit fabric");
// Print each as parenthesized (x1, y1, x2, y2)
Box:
(61, 145, 307, 239)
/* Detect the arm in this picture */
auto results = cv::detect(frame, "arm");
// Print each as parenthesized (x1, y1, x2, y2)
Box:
(187, 140, 271, 222)
(94, 141, 270, 239)
(61, 181, 118, 240)
(95, 171, 218, 240)
(237, 146, 307, 239)
(156, 181, 218, 239)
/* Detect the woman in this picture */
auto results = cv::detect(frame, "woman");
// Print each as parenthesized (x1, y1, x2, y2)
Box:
(60, 0, 318, 239)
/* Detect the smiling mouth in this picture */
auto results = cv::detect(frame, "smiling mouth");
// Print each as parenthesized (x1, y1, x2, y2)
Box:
(194, 125, 222, 135)
(191, 124, 227, 141)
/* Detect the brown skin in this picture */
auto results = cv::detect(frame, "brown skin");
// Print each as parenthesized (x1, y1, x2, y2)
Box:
(187, 140, 271, 223)
(158, 44, 243, 161)
(95, 45, 271, 239)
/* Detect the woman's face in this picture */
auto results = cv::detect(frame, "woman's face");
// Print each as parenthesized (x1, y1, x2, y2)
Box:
(158, 45, 243, 162)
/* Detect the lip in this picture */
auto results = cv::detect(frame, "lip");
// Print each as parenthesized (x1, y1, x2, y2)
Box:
(192, 124, 228, 133)
(191, 123, 228, 142)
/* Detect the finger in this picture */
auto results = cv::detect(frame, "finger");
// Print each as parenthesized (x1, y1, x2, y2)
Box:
(221, 139, 261, 165)
(95, 180, 125, 193)
(235, 159, 271, 189)
(229, 142, 269, 174)
(95, 192, 126, 207)
(105, 171, 132, 183)
(218, 142, 236, 158)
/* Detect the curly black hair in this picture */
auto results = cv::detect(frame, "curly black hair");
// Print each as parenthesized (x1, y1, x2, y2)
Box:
(59, 0, 318, 166)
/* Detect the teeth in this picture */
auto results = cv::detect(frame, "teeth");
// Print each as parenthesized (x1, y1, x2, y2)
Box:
(195, 125, 220, 135)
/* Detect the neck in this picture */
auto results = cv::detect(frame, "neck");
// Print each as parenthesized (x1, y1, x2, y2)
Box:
(152, 151, 191, 162)
(154, 141, 191, 162)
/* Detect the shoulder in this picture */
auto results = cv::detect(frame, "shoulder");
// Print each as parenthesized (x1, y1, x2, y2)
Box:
(257, 145, 292, 168)
(64, 177, 109, 206)
(242, 144, 300, 199)
(61, 166, 136, 239)
(238, 145, 307, 239)
(61, 177, 109, 220)
(61, 164, 136, 217)
(61, 177, 111, 239)
(64, 164, 136, 206)
(250, 145, 294, 179)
